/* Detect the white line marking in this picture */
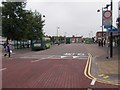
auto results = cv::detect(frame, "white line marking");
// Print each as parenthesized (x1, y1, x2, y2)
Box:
(77, 53, 81, 55)
(78, 58, 88, 59)
(73, 56, 79, 58)
(0, 68, 7, 71)
(64, 53, 71, 55)
(79, 56, 88, 57)
(82, 53, 85, 56)
(72, 53, 75, 55)
(31, 55, 55, 63)
(46, 55, 55, 59)
(31, 59, 42, 63)
(61, 56, 67, 58)
(90, 79, 96, 85)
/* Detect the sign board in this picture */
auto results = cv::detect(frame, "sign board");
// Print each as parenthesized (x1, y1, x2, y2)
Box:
(102, 10, 112, 26)
(105, 26, 118, 32)
(104, 25, 111, 29)
(107, 28, 118, 32)
(103, 10, 112, 19)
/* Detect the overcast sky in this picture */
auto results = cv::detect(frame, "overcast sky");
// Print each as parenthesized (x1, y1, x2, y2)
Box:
(26, 0, 119, 37)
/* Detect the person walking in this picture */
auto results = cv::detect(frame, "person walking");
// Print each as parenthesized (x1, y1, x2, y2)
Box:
(4, 43, 11, 57)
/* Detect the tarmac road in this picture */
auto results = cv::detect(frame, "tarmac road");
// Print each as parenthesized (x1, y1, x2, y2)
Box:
(2, 43, 119, 89)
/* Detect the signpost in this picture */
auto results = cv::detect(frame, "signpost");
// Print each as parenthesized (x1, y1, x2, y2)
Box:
(102, 10, 112, 26)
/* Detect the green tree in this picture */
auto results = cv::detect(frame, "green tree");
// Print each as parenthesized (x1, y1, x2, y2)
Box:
(25, 10, 45, 40)
(2, 2, 26, 43)
(2, 1, 45, 46)
(32, 10, 45, 39)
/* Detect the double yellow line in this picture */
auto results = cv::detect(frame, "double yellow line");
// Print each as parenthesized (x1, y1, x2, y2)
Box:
(84, 53, 120, 86)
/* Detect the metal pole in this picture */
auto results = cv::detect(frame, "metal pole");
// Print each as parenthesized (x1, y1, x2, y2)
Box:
(110, 0, 113, 58)
(57, 27, 58, 37)
(57, 27, 59, 40)
(102, 7, 104, 47)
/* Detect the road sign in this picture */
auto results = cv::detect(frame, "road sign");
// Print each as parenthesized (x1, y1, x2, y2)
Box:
(103, 10, 112, 19)
(107, 28, 118, 32)
(105, 26, 118, 32)
(102, 10, 112, 26)
(104, 25, 111, 29)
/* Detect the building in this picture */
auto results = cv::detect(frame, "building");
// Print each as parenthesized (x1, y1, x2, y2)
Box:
(71, 35, 83, 43)
(96, 31, 119, 47)
(65, 35, 83, 44)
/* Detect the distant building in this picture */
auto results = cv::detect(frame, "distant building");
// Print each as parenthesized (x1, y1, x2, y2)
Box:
(96, 31, 119, 47)
(65, 35, 83, 43)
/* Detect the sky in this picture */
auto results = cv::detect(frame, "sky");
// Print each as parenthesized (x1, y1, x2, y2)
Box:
(26, 0, 119, 37)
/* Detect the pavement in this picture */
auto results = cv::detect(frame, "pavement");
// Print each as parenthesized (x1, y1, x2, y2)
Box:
(84, 43, 119, 86)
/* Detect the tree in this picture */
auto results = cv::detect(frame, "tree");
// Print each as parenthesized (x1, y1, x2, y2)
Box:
(2, 1, 45, 47)
(21, 10, 45, 42)
(32, 10, 45, 39)
(2, 2, 26, 43)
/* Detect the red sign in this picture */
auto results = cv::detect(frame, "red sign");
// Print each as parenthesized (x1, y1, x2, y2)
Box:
(103, 10, 112, 19)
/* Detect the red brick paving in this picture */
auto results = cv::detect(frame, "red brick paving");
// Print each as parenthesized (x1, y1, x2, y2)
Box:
(2, 59, 91, 88)
(2, 43, 119, 89)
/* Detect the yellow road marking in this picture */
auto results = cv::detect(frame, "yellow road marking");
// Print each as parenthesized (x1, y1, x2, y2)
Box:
(98, 74, 105, 77)
(84, 53, 120, 86)
(103, 76, 109, 79)
(98, 74, 110, 79)
(84, 56, 93, 80)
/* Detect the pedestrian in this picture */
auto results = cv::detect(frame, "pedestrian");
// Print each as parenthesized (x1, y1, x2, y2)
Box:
(98, 40, 101, 46)
(4, 43, 11, 57)
(103, 39, 106, 46)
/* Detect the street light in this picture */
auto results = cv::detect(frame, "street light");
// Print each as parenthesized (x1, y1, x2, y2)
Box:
(110, 0, 113, 58)
(57, 26, 60, 37)
(57, 26, 60, 42)
(104, 0, 113, 58)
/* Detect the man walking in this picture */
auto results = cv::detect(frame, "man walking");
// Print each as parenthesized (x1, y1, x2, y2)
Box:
(4, 43, 11, 57)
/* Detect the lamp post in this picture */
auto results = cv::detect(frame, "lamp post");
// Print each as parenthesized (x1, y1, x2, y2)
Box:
(104, 0, 113, 58)
(110, 0, 113, 58)
(102, 8, 104, 47)
(97, 0, 113, 58)
(57, 27, 60, 37)
(57, 26, 60, 41)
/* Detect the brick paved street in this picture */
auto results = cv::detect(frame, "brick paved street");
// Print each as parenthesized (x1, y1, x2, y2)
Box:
(1, 43, 119, 89)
